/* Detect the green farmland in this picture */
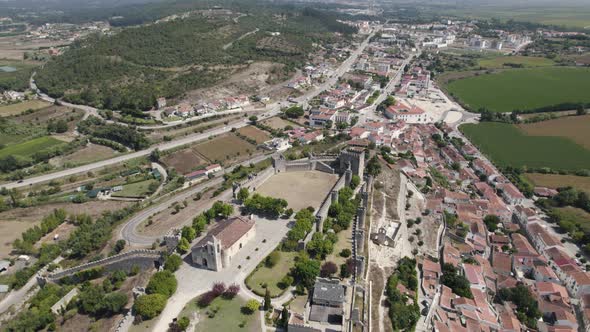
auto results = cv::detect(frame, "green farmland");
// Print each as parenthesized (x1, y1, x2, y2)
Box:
(460, 122, 590, 171)
(477, 56, 555, 69)
(447, 67, 590, 113)
(0, 136, 66, 158)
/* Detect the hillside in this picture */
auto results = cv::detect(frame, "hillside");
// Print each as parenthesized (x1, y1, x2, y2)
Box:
(35, 8, 356, 113)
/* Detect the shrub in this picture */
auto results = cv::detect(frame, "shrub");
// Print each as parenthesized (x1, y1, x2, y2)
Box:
(243, 299, 260, 314)
(134, 294, 167, 320)
(339, 249, 351, 258)
(223, 284, 240, 299)
(278, 275, 294, 289)
(197, 291, 217, 307)
(211, 282, 226, 296)
(265, 251, 280, 268)
(177, 316, 190, 331)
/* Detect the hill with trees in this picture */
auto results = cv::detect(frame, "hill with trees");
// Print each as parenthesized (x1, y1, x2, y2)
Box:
(35, 7, 356, 113)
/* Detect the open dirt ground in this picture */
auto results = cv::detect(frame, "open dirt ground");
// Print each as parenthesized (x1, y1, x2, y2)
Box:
(261, 116, 301, 130)
(0, 201, 131, 258)
(162, 148, 208, 175)
(193, 134, 256, 164)
(256, 171, 338, 211)
(236, 125, 270, 143)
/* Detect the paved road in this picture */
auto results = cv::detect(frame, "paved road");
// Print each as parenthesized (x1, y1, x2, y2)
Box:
(119, 153, 273, 245)
(5, 29, 376, 192)
(1, 110, 279, 190)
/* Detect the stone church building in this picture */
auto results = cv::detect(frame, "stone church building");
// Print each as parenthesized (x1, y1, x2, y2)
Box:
(191, 216, 256, 271)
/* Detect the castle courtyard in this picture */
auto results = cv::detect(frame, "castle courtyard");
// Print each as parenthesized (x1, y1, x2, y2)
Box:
(255, 171, 339, 211)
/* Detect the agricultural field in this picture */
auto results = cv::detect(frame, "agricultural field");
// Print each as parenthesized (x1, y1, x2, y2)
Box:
(257, 171, 338, 211)
(236, 125, 271, 144)
(477, 56, 555, 69)
(0, 136, 66, 158)
(246, 251, 297, 297)
(525, 173, 590, 194)
(446, 67, 590, 113)
(460, 122, 590, 171)
(0, 99, 51, 117)
(162, 148, 208, 175)
(54, 144, 118, 167)
(518, 115, 590, 150)
(111, 179, 159, 198)
(194, 134, 257, 164)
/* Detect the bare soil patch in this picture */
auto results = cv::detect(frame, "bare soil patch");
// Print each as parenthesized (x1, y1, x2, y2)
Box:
(518, 114, 590, 150)
(256, 171, 338, 211)
(526, 173, 590, 194)
(138, 187, 219, 237)
(53, 144, 118, 167)
(261, 116, 299, 130)
(193, 133, 256, 164)
(236, 125, 270, 143)
(162, 148, 208, 175)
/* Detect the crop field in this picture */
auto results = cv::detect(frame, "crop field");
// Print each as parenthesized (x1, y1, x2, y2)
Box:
(525, 173, 590, 194)
(446, 67, 590, 113)
(0, 136, 66, 158)
(518, 115, 590, 150)
(460, 122, 590, 171)
(0, 100, 51, 116)
(193, 134, 256, 163)
(236, 125, 270, 143)
(477, 56, 555, 69)
(162, 148, 208, 174)
(256, 171, 338, 210)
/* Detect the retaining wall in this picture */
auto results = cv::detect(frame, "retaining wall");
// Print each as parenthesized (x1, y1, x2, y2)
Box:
(45, 249, 163, 283)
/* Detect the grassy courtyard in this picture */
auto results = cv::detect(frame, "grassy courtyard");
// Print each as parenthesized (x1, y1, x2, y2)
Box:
(246, 251, 297, 297)
(179, 296, 260, 332)
(446, 67, 590, 113)
(460, 122, 590, 171)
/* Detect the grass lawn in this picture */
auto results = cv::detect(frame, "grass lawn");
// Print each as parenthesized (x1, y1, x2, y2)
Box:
(0, 100, 51, 117)
(518, 115, 590, 150)
(326, 227, 353, 267)
(460, 122, 590, 171)
(552, 206, 590, 234)
(477, 56, 555, 69)
(446, 67, 590, 113)
(111, 179, 159, 198)
(0, 136, 66, 158)
(525, 173, 590, 194)
(179, 296, 260, 332)
(246, 251, 297, 297)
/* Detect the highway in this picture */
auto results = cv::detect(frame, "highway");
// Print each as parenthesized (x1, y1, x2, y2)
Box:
(2, 29, 376, 191)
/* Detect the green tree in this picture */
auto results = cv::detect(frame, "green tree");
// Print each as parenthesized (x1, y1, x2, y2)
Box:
(263, 288, 271, 311)
(181, 226, 196, 242)
(164, 254, 183, 272)
(178, 237, 190, 254)
(291, 254, 320, 290)
(237, 187, 249, 202)
(146, 271, 178, 297)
